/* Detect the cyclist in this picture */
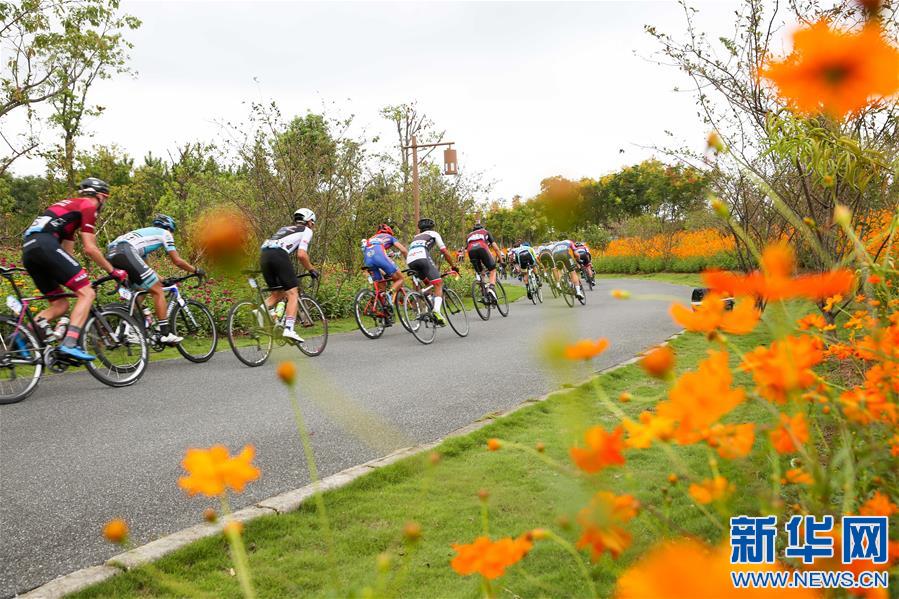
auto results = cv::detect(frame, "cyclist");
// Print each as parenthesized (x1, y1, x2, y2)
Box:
(511, 240, 539, 299)
(406, 217, 461, 326)
(465, 222, 502, 300)
(21, 177, 128, 361)
(259, 208, 320, 343)
(552, 239, 585, 301)
(574, 241, 594, 281)
(361, 223, 408, 325)
(106, 214, 205, 345)
(537, 242, 555, 275)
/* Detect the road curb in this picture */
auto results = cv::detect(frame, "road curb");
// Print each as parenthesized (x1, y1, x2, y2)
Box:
(17, 331, 682, 598)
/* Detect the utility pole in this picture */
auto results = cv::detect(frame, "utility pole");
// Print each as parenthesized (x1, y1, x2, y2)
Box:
(403, 136, 457, 225)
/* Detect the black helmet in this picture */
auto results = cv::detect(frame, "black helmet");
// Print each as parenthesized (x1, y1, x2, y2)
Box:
(418, 217, 435, 231)
(78, 177, 110, 197)
(471, 222, 484, 231)
(152, 214, 177, 232)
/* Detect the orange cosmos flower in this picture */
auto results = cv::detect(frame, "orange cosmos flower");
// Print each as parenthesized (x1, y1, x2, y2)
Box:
(194, 210, 251, 264)
(102, 519, 129, 544)
(688, 476, 734, 504)
(741, 335, 825, 403)
(640, 345, 675, 378)
(785, 468, 814, 485)
(656, 350, 745, 444)
(178, 444, 261, 497)
(569, 426, 625, 473)
(770, 412, 810, 454)
(611, 289, 631, 299)
(564, 338, 609, 361)
(859, 491, 898, 517)
(615, 539, 821, 599)
(761, 20, 899, 118)
(824, 294, 843, 312)
(576, 491, 640, 561)
(704, 423, 755, 459)
(670, 293, 760, 335)
(276, 361, 296, 385)
(623, 411, 675, 449)
(797, 313, 828, 330)
(450, 535, 533, 579)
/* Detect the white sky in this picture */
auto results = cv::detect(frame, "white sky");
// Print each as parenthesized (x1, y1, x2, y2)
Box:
(9, 0, 743, 203)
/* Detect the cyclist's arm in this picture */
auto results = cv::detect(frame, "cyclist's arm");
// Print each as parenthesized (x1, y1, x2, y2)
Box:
(440, 247, 460, 271)
(490, 241, 502, 260)
(61, 238, 76, 256)
(295, 248, 314, 271)
(81, 232, 117, 273)
(167, 249, 198, 273)
(393, 241, 408, 257)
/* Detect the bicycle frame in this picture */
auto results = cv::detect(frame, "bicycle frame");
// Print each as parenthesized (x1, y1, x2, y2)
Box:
(244, 271, 318, 329)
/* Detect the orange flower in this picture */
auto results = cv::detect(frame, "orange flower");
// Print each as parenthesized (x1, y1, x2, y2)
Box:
(868, 274, 882, 285)
(276, 361, 296, 385)
(688, 476, 734, 504)
(569, 426, 625, 473)
(487, 438, 501, 451)
(576, 491, 639, 561)
(564, 338, 609, 361)
(194, 210, 251, 264)
(859, 491, 897, 517)
(703, 243, 854, 302)
(611, 289, 631, 299)
(640, 345, 675, 378)
(706, 131, 726, 153)
(102, 519, 129, 544)
(760, 20, 899, 118)
(178, 444, 261, 497)
(824, 294, 843, 312)
(623, 411, 675, 449)
(704, 423, 755, 459)
(618, 392, 632, 403)
(797, 313, 828, 330)
(223, 520, 244, 536)
(657, 350, 745, 444)
(670, 294, 760, 335)
(451, 535, 533, 579)
(741, 335, 824, 403)
(770, 412, 810, 454)
(785, 468, 813, 485)
(615, 539, 821, 599)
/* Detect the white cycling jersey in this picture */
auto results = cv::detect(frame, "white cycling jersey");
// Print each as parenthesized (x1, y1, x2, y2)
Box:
(406, 230, 446, 263)
(261, 225, 313, 254)
(110, 226, 176, 258)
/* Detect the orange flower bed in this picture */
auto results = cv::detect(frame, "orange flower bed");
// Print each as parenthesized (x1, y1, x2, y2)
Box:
(603, 229, 735, 259)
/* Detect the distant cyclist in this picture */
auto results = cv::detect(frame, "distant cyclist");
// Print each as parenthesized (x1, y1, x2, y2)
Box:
(511, 240, 539, 299)
(107, 214, 205, 345)
(537, 241, 555, 274)
(465, 222, 502, 299)
(406, 217, 461, 326)
(361, 223, 408, 325)
(574, 241, 594, 280)
(552, 239, 585, 300)
(259, 208, 319, 343)
(21, 177, 128, 361)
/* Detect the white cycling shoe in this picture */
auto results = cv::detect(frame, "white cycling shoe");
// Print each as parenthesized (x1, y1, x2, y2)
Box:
(282, 328, 305, 343)
(159, 332, 184, 345)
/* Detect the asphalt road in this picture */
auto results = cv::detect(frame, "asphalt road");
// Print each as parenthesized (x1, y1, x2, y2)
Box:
(0, 278, 688, 597)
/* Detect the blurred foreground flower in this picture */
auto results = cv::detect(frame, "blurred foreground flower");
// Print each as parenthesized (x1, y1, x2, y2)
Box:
(564, 338, 609, 361)
(102, 518, 128, 544)
(569, 425, 625, 473)
(194, 210, 251, 265)
(451, 535, 533, 579)
(276, 361, 296, 385)
(178, 444, 261, 497)
(670, 293, 760, 335)
(576, 491, 639, 560)
(761, 20, 899, 118)
(689, 475, 734, 504)
(639, 345, 674, 378)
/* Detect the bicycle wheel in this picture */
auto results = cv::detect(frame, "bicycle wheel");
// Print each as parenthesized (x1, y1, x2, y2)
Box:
(0, 316, 42, 404)
(533, 273, 544, 304)
(83, 308, 149, 387)
(227, 300, 273, 367)
(528, 276, 537, 305)
(577, 284, 587, 305)
(295, 296, 328, 357)
(394, 287, 413, 333)
(563, 282, 575, 307)
(353, 288, 385, 339)
(471, 280, 491, 321)
(444, 288, 470, 337)
(404, 291, 436, 345)
(172, 299, 218, 362)
(495, 281, 509, 317)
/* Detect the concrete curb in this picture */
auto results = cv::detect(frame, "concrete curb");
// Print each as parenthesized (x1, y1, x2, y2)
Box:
(18, 331, 682, 598)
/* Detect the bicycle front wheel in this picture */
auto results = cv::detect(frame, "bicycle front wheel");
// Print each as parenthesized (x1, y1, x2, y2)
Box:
(471, 280, 491, 321)
(227, 301, 273, 367)
(394, 287, 413, 333)
(404, 291, 436, 345)
(353, 288, 385, 339)
(0, 316, 42, 404)
(444, 288, 469, 337)
(296, 297, 328, 357)
(495, 281, 509, 317)
(172, 299, 218, 362)
(563, 282, 575, 307)
(84, 308, 149, 387)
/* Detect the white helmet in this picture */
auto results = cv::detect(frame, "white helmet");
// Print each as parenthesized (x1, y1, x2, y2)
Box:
(294, 208, 316, 224)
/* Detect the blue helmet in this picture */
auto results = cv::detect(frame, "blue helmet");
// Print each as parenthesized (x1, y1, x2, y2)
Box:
(152, 214, 177, 232)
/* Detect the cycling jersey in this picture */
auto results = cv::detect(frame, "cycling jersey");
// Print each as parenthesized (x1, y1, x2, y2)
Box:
(109, 227, 176, 258)
(575, 246, 592, 264)
(406, 230, 446, 263)
(362, 232, 399, 281)
(261, 224, 313, 254)
(107, 243, 159, 290)
(553, 240, 578, 271)
(512, 245, 538, 261)
(466, 228, 495, 252)
(24, 197, 99, 240)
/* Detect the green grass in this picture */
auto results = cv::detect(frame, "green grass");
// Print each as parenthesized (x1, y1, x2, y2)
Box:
(73, 313, 775, 599)
(595, 272, 703, 287)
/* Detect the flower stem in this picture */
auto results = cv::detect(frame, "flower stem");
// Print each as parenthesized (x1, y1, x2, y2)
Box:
(220, 496, 256, 599)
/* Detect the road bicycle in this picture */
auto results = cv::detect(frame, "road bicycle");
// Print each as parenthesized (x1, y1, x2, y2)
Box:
(0, 266, 149, 404)
(558, 271, 587, 308)
(402, 269, 469, 345)
(105, 272, 217, 362)
(226, 270, 328, 366)
(471, 270, 509, 321)
(353, 267, 413, 339)
(577, 262, 595, 291)
(525, 266, 543, 304)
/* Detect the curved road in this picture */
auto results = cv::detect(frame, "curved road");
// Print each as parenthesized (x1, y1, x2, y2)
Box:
(0, 278, 688, 597)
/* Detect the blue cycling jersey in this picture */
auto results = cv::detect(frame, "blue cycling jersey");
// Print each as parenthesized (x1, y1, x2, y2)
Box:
(110, 226, 176, 258)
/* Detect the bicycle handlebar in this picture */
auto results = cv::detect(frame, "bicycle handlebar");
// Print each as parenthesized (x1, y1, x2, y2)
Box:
(161, 272, 205, 288)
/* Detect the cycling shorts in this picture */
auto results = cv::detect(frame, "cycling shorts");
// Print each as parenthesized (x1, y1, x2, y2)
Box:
(576, 252, 592, 265)
(467, 246, 495, 274)
(515, 252, 536, 269)
(22, 233, 89, 296)
(363, 248, 398, 282)
(406, 258, 441, 284)
(538, 250, 555, 267)
(260, 247, 298, 290)
(553, 248, 577, 272)
(107, 242, 159, 290)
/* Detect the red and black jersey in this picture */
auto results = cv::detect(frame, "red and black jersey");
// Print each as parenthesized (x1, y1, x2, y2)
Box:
(466, 227, 495, 252)
(24, 197, 99, 241)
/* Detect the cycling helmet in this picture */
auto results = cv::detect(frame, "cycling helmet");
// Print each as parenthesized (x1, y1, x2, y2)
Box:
(575, 241, 586, 247)
(294, 208, 316, 225)
(78, 177, 110, 197)
(418, 217, 435, 231)
(378, 223, 394, 236)
(152, 214, 177, 232)
(472, 222, 484, 231)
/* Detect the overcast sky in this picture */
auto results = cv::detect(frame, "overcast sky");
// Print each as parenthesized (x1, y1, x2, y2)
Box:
(11, 0, 745, 202)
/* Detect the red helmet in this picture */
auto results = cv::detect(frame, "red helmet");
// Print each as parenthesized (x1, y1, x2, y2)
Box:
(378, 223, 394, 236)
